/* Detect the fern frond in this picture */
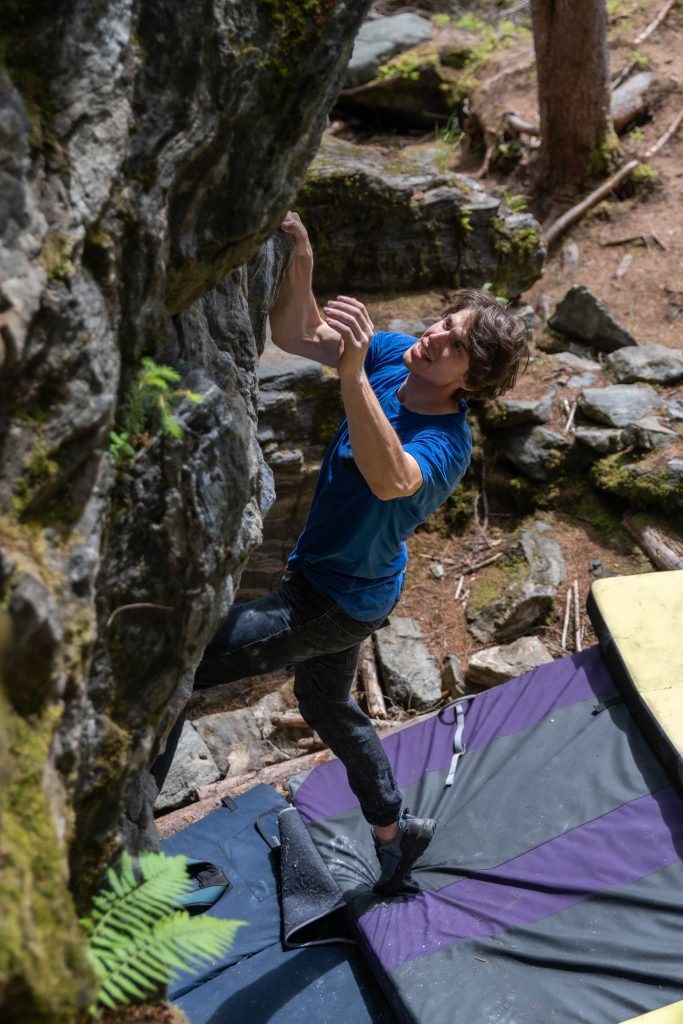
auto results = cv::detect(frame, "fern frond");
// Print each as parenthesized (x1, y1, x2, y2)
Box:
(91, 908, 245, 1009)
(85, 852, 192, 939)
(157, 397, 183, 438)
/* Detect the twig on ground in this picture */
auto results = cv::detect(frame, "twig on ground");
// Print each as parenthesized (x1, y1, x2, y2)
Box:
(480, 462, 490, 536)
(561, 588, 572, 652)
(573, 579, 582, 653)
(297, 736, 325, 751)
(565, 401, 577, 434)
(358, 637, 387, 719)
(544, 105, 683, 246)
(635, 0, 676, 44)
(455, 574, 465, 600)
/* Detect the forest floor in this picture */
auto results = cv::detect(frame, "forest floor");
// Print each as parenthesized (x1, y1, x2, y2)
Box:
(346, 0, 683, 674)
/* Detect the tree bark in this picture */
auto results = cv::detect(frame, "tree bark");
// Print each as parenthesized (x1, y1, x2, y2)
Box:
(530, 0, 620, 199)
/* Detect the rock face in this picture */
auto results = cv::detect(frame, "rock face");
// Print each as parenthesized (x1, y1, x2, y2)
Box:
(466, 635, 554, 688)
(296, 136, 545, 297)
(0, 1, 372, 1018)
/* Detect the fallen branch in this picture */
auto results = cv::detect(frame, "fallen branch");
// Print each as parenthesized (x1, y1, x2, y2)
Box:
(573, 579, 582, 653)
(544, 107, 683, 246)
(505, 111, 540, 136)
(635, 0, 676, 44)
(447, 551, 504, 577)
(561, 588, 572, 652)
(358, 637, 387, 719)
(454, 574, 465, 600)
(563, 400, 578, 435)
(612, 0, 675, 88)
(297, 736, 325, 751)
(623, 516, 683, 570)
(156, 749, 335, 839)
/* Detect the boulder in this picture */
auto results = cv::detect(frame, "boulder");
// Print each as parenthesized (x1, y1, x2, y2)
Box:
(503, 426, 571, 481)
(374, 617, 442, 710)
(193, 690, 288, 778)
(339, 35, 480, 125)
(574, 426, 625, 455)
(466, 636, 554, 688)
(623, 417, 680, 451)
(345, 13, 433, 88)
(442, 652, 467, 697)
(549, 285, 637, 352)
(0, 0, 372, 1014)
(480, 393, 553, 430)
(154, 722, 221, 813)
(551, 351, 603, 372)
(591, 447, 683, 513)
(606, 345, 683, 385)
(467, 521, 565, 643)
(578, 384, 662, 427)
(296, 136, 545, 296)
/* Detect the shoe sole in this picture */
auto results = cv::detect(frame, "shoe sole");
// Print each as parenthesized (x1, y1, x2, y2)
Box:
(374, 817, 436, 895)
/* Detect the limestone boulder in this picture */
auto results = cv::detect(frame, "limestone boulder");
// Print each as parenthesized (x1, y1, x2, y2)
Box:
(503, 426, 572, 482)
(0, 0, 373, 1016)
(466, 636, 554, 688)
(606, 345, 683, 385)
(374, 617, 443, 710)
(467, 521, 565, 644)
(578, 385, 662, 427)
(296, 136, 545, 297)
(549, 286, 637, 352)
(154, 723, 221, 814)
(345, 13, 434, 88)
(480, 393, 554, 430)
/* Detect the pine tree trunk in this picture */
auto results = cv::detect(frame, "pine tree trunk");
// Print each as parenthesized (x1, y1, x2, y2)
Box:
(530, 0, 620, 200)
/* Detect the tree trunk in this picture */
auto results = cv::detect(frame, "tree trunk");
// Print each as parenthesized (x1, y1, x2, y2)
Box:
(530, 0, 620, 200)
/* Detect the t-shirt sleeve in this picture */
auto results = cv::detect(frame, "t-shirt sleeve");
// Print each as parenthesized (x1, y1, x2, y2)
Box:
(403, 428, 472, 512)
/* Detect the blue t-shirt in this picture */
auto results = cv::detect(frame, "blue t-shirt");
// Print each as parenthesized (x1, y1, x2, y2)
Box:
(287, 332, 472, 620)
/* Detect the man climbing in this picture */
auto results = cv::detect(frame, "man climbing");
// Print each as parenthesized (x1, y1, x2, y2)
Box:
(154, 211, 529, 895)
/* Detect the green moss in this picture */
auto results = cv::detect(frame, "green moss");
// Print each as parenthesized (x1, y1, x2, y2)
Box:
(0, 32, 69, 170)
(254, 0, 328, 77)
(467, 555, 527, 617)
(491, 217, 544, 297)
(39, 232, 75, 285)
(0, 690, 96, 1021)
(12, 440, 60, 517)
(591, 451, 683, 513)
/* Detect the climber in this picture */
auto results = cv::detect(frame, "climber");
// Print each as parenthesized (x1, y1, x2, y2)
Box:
(153, 211, 529, 895)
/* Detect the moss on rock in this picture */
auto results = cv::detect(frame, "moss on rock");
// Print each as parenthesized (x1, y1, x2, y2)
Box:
(0, 681, 96, 1022)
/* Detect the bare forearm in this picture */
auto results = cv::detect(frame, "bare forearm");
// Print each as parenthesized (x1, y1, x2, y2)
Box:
(341, 373, 422, 501)
(269, 247, 322, 351)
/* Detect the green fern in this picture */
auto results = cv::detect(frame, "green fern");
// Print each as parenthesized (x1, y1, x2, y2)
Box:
(83, 851, 244, 1010)
(110, 357, 202, 465)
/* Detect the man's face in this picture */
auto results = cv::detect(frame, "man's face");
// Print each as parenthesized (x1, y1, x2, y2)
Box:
(402, 309, 472, 391)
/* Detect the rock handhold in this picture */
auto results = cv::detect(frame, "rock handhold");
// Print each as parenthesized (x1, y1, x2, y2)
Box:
(606, 344, 683, 385)
(466, 635, 554, 688)
(578, 384, 661, 427)
(374, 616, 442, 710)
(549, 285, 637, 352)
(345, 13, 433, 88)
(467, 520, 566, 644)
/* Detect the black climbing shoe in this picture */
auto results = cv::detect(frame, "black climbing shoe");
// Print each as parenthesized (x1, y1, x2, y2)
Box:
(373, 810, 436, 896)
(174, 859, 231, 916)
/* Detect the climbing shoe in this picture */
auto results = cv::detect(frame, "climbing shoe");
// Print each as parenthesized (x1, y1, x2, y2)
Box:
(373, 810, 436, 896)
(174, 859, 231, 916)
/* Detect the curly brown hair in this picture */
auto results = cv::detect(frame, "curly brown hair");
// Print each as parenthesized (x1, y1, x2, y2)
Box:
(444, 289, 530, 400)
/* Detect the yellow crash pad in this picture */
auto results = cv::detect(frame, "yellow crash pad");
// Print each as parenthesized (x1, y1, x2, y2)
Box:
(587, 568, 683, 788)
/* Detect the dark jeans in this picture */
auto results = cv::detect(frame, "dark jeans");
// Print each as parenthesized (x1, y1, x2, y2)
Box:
(153, 572, 402, 827)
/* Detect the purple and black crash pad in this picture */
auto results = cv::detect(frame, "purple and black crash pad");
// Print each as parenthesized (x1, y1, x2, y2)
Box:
(161, 784, 395, 1024)
(288, 646, 683, 1024)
